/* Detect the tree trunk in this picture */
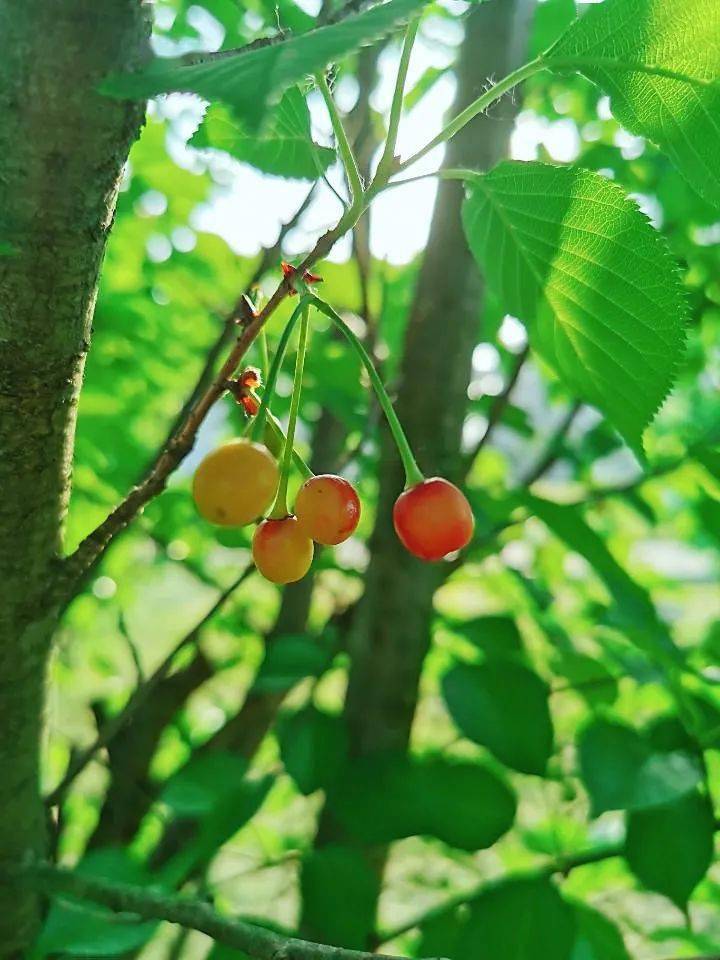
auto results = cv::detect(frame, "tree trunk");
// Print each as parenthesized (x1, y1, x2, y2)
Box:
(344, 0, 535, 760)
(305, 2, 535, 936)
(0, 2, 149, 953)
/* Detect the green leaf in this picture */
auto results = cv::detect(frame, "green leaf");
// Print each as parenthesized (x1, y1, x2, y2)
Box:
(632, 751, 704, 809)
(403, 65, 448, 110)
(448, 614, 524, 659)
(460, 878, 575, 960)
(160, 774, 274, 886)
(462, 162, 687, 453)
(442, 661, 553, 775)
(550, 650, 618, 707)
(301, 845, 380, 949)
(694, 443, 720, 480)
(190, 87, 335, 179)
(277, 706, 348, 795)
(253, 635, 331, 693)
(160, 751, 249, 816)
(328, 754, 516, 851)
(544, 0, 720, 205)
(36, 850, 157, 956)
(625, 790, 715, 907)
(525, 495, 681, 664)
(102, 0, 427, 130)
(579, 719, 647, 815)
(578, 718, 702, 815)
(570, 902, 631, 960)
(531, 0, 576, 57)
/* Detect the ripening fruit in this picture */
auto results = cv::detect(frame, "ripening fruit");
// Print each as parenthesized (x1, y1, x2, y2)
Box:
(295, 474, 361, 545)
(393, 477, 474, 561)
(252, 516, 314, 584)
(192, 440, 278, 527)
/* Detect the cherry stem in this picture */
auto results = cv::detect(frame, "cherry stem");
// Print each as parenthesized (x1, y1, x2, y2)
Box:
(259, 328, 270, 381)
(307, 294, 424, 489)
(251, 299, 308, 443)
(270, 302, 311, 519)
(260, 406, 313, 481)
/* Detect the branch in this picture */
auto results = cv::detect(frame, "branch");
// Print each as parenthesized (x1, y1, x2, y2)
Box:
(56, 187, 348, 605)
(518, 400, 581, 487)
(7, 860, 448, 960)
(464, 346, 529, 466)
(46, 566, 253, 807)
(574, 457, 684, 506)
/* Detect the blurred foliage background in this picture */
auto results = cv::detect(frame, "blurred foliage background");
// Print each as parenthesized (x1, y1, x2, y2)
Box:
(45, 0, 720, 957)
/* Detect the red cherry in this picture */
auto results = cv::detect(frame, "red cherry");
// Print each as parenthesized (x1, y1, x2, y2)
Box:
(393, 478, 474, 561)
(252, 516, 314, 584)
(295, 474, 361, 545)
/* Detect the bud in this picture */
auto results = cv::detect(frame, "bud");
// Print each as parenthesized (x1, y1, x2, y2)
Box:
(234, 293, 258, 326)
(239, 366, 261, 390)
(225, 368, 262, 417)
(281, 261, 323, 295)
(240, 394, 260, 416)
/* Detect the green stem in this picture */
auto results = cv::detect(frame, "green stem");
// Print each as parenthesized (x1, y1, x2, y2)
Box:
(270, 304, 311, 518)
(307, 294, 424, 488)
(251, 299, 307, 443)
(393, 57, 544, 175)
(259, 328, 269, 380)
(315, 71, 363, 202)
(373, 167, 473, 194)
(373, 18, 419, 187)
(263, 409, 313, 481)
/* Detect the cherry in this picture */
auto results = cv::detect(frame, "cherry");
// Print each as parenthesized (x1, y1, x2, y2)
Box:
(192, 439, 278, 527)
(252, 516, 314, 584)
(393, 477, 474, 561)
(294, 474, 361, 545)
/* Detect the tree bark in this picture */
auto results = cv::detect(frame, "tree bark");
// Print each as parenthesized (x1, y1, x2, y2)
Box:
(0, 2, 149, 953)
(305, 0, 535, 937)
(344, 0, 535, 760)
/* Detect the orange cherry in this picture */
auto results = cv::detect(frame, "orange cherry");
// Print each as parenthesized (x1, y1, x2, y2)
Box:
(295, 474, 361, 545)
(252, 516, 314, 584)
(393, 477, 474, 561)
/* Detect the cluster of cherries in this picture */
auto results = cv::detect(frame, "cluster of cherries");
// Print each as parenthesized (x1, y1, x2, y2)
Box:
(193, 438, 474, 584)
(191, 279, 474, 585)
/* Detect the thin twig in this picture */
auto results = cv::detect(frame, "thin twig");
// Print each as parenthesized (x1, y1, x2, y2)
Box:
(518, 401, 581, 487)
(117, 611, 144, 684)
(46, 566, 253, 807)
(7, 860, 448, 960)
(575, 457, 684, 506)
(464, 346, 529, 466)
